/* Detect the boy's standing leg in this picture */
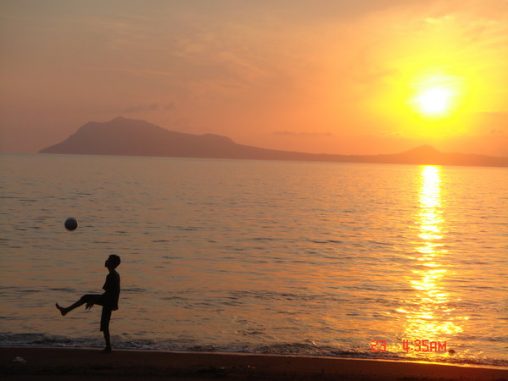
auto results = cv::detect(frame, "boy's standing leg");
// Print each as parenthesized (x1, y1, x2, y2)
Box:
(101, 307, 113, 352)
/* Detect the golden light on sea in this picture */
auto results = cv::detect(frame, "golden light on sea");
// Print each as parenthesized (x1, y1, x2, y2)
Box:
(398, 166, 469, 358)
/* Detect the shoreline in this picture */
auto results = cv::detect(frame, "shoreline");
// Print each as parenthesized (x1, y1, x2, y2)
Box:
(3, 344, 507, 369)
(3, 345, 508, 370)
(2, 347, 508, 380)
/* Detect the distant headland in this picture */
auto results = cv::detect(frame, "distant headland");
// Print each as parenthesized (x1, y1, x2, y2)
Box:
(40, 117, 508, 167)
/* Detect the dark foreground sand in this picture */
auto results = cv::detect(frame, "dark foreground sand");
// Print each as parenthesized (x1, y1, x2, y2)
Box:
(1, 347, 507, 381)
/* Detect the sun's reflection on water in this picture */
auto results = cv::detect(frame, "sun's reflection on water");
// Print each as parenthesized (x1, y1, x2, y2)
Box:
(398, 166, 466, 356)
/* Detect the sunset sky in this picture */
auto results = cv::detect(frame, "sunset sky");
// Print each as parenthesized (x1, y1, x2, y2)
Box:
(1, 0, 507, 155)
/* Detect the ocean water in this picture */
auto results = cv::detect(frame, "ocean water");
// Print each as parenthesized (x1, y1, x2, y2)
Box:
(0, 153, 507, 367)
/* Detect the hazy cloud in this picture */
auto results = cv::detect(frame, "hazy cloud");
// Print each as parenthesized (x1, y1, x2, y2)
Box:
(476, 112, 508, 134)
(273, 131, 334, 137)
(123, 102, 175, 114)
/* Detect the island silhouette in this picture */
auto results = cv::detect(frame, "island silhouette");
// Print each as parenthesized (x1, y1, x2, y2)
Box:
(40, 117, 508, 167)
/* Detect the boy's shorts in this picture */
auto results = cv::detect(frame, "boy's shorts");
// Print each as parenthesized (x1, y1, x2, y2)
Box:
(82, 294, 113, 332)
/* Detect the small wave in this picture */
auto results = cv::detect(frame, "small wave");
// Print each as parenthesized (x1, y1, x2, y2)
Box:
(171, 225, 202, 231)
(161, 296, 185, 301)
(0, 333, 100, 348)
(162, 255, 181, 259)
(228, 290, 348, 303)
(48, 287, 75, 292)
(251, 237, 277, 242)
(19, 289, 42, 294)
(123, 287, 146, 293)
(309, 239, 344, 244)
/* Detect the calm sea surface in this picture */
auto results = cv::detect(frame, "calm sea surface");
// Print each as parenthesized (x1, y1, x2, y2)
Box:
(0, 153, 507, 366)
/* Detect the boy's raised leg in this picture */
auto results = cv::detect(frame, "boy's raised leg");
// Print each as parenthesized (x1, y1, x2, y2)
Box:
(56, 294, 102, 316)
(55, 303, 68, 316)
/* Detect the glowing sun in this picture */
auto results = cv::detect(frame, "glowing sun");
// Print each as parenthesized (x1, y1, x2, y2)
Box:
(415, 87, 453, 116)
(413, 86, 454, 117)
(410, 74, 462, 118)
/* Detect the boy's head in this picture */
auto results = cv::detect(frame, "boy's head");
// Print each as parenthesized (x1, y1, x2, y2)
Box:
(105, 254, 121, 269)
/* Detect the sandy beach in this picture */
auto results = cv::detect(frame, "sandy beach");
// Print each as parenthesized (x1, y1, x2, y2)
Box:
(1, 347, 507, 381)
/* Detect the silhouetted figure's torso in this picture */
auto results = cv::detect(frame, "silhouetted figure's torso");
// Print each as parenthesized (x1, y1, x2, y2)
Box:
(103, 270, 120, 310)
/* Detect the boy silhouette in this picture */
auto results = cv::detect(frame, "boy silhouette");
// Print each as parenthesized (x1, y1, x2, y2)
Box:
(56, 254, 121, 353)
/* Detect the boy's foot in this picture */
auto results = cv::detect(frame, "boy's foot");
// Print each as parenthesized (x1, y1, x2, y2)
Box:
(55, 303, 67, 316)
(102, 346, 112, 353)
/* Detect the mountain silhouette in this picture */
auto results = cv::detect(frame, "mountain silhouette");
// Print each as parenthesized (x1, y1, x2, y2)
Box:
(40, 117, 508, 167)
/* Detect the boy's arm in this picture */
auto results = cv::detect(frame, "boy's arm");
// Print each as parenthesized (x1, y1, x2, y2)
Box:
(103, 274, 111, 291)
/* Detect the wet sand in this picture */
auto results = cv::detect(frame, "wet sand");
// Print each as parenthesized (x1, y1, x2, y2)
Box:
(1, 347, 507, 380)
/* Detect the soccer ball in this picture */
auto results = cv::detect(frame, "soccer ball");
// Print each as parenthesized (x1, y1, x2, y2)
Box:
(65, 217, 78, 231)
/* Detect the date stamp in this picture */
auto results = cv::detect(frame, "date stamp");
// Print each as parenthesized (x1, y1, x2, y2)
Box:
(369, 340, 387, 352)
(370, 339, 448, 353)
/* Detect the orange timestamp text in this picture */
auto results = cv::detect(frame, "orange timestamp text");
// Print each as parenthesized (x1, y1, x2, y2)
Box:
(402, 339, 447, 353)
(370, 339, 448, 353)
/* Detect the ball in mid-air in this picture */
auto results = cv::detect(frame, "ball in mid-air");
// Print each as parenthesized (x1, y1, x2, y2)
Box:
(65, 217, 78, 231)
